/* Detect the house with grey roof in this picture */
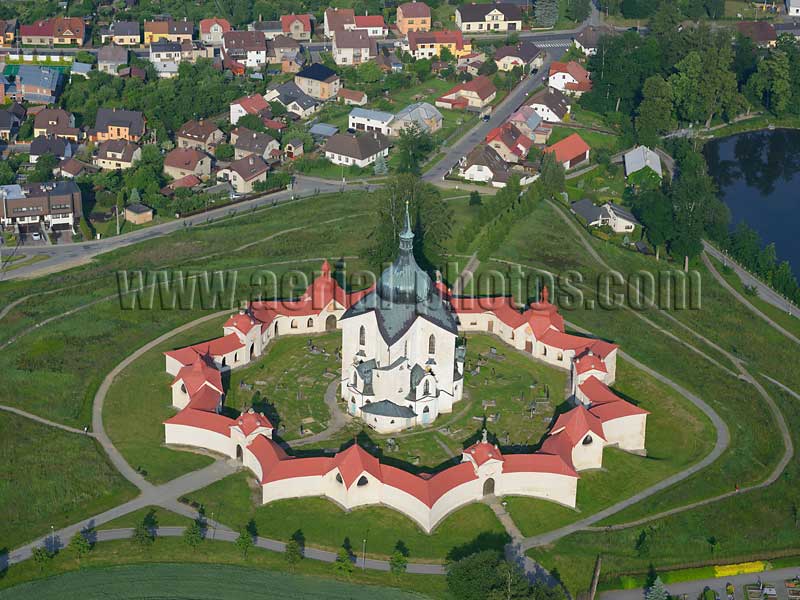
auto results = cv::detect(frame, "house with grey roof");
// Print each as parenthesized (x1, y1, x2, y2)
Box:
(70, 62, 93, 79)
(571, 199, 640, 233)
(390, 102, 442, 136)
(527, 87, 570, 123)
(458, 145, 509, 187)
(230, 126, 280, 161)
(348, 107, 395, 136)
(309, 123, 339, 141)
(100, 21, 141, 45)
(98, 44, 129, 75)
(30, 136, 74, 163)
(11, 66, 64, 104)
(264, 81, 320, 119)
(624, 146, 663, 179)
(323, 131, 391, 168)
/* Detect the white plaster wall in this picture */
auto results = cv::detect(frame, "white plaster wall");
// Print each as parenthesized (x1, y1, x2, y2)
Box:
(571, 435, 604, 471)
(602, 414, 647, 451)
(429, 479, 483, 526)
(497, 472, 577, 507)
(242, 445, 264, 481)
(262, 475, 327, 503)
(171, 381, 190, 409)
(164, 423, 234, 458)
(165, 355, 185, 376)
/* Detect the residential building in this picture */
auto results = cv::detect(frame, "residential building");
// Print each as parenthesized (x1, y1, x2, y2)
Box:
(199, 18, 231, 46)
(390, 102, 442, 135)
(543, 133, 590, 169)
(0, 19, 17, 46)
(149, 39, 182, 64)
(265, 82, 320, 118)
(527, 87, 571, 123)
(376, 50, 403, 73)
(281, 14, 313, 41)
(30, 136, 74, 163)
(0, 180, 82, 230)
(34, 108, 79, 141)
(20, 17, 86, 46)
(217, 155, 269, 194)
(223, 31, 268, 68)
(435, 75, 497, 111)
(281, 51, 306, 73)
(294, 63, 341, 100)
(125, 203, 154, 225)
(9, 66, 64, 104)
(90, 108, 146, 142)
(309, 123, 339, 142)
(324, 8, 356, 38)
(57, 158, 92, 179)
(230, 127, 280, 160)
(338, 88, 368, 106)
(455, 3, 522, 33)
(230, 94, 271, 125)
(508, 105, 550, 144)
(624, 146, 663, 179)
(396, 1, 432, 35)
(789, 0, 800, 17)
(98, 45, 129, 75)
(323, 132, 390, 168)
(283, 138, 304, 159)
(353, 15, 388, 37)
(349, 108, 395, 136)
(250, 20, 283, 40)
(180, 39, 213, 63)
(494, 41, 543, 72)
(458, 145, 509, 187)
(100, 21, 140, 46)
(405, 30, 472, 59)
(144, 19, 194, 44)
(93, 139, 142, 170)
(485, 122, 532, 164)
(548, 61, 592, 97)
(164, 147, 212, 180)
(176, 119, 224, 152)
(269, 35, 301, 61)
(70, 62, 92, 79)
(570, 199, 639, 233)
(737, 21, 777, 48)
(333, 30, 376, 65)
(119, 66, 147, 81)
(0, 104, 25, 141)
(572, 25, 614, 56)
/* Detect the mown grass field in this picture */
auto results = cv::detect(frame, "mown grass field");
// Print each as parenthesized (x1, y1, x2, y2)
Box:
(185, 471, 508, 562)
(0, 539, 448, 598)
(0, 414, 137, 550)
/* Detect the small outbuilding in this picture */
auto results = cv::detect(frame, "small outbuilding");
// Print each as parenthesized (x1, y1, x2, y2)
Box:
(124, 202, 153, 224)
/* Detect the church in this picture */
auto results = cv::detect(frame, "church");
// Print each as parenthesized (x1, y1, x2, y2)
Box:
(339, 203, 466, 433)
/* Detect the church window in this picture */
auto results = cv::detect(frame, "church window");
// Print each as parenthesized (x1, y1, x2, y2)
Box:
(428, 334, 436, 354)
(234, 353, 238, 362)
(307, 317, 313, 328)
(423, 380, 430, 395)
(423, 406, 430, 413)
(557, 352, 563, 361)
(357, 475, 369, 486)
(180, 384, 186, 394)
(336, 472, 343, 484)
(359, 325, 366, 346)
(352, 372, 357, 386)
(291, 319, 298, 329)
(582, 435, 593, 445)
(541, 346, 547, 357)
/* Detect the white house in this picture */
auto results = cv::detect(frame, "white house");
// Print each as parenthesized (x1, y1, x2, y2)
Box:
(332, 29, 376, 66)
(348, 107, 395, 136)
(455, 3, 522, 33)
(323, 132, 390, 168)
(527, 88, 571, 123)
(229, 94, 270, 125)
(222, 31, 268, 68)
(570, 199, 640, 234)
(548, 61, 592, 97)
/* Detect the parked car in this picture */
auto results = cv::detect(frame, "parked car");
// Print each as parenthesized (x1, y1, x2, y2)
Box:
(31, 232, 42, 241)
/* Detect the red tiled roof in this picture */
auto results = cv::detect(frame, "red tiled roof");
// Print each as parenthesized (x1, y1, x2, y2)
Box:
(332, 444, 382, 487)
(164, 408, 234, 436)
(199, 17, 231, 33)
(502, 452, 578, 477)
(233, 410, 274, 436)
(233, 94, 270, 115)
(171, 356, 223, 395)
(580, 376, 649, 421)
(337, 88, 366, 102)
(165, 332, 246, 366)
(486, 122, 532, 157)
(574, 352, 607, 375)
(543, 133, 590, 164)
(464, 441, 504, 466)
(354, 15, 386, 28)
(550, 405, 605, 445)
(164, 147, 206, 171)
(282, 14, 312, 33)
(442, 75, 496, 101)
(408, 29, 465, 52)
(187, 386, 222, 412)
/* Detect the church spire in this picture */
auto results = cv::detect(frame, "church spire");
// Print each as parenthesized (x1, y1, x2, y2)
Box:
(399, 200, 414, 252)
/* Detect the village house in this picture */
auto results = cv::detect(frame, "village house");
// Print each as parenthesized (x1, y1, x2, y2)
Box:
(98, 45, 129, 75)
(390, 102, 442, 136)
(508, 105, 551, 144)
(100, 21, 140, 46)
(405, 30, 472, 60)
(455, 3, 522, 33)
(485, 122, 532, 164)
(281, 14, 313, 41)
(230, 127, 280, 161)
(527, 87, 571, 123)
(217, 155, 270, 194)
(268, 35, 301, 62)
(0, 180, 82, 231)
(230, 94, 271, 125)
(353, 15, 388, 37)
(93, 139, 142, 171)
(125, 203, 153, 225)
(176, 119, 224, 152)
(56, 158, 92, 179)
(396, 1, 432, 35)
(333, 30, 377, 65)
(34, 108, 80, 141)
(149, 39, 182, 76)
(223, 31, 268, 68)
(548, 61, 592, 97)
(737, 21, 777, 48)
(265, 82, 320, 118)
(324, 132, 390, 168)
(0, 103, 25, 141)
(281, 51, 306, 73)
(624, 146, 663, 180)
(199, 18, 231, 46)
(573, 25, 614, 56)
(459, 144, 510, 187)
(494, 41, 543, 72)
(436, 75, 497, 111)
(7, 66, 64, 104)
(283, 138, 305, 160)
(349, 108, 395, 136)
(571, 199, 640, 234)
(144, 19, 194, 44)
(91, 108, 146, 143)
(0, 19, 17, 46)
(324, 8, 356, 38)
(250, 19, 284, 40)
(30, 136, 74, 164)
(70, 62, 92, 79)
(294, 64, 341, 100)
(164, 147, 212, 180)
(543, 133, 590, 169)
(338, 88, 368, 106)
(20, 17, 85, 46)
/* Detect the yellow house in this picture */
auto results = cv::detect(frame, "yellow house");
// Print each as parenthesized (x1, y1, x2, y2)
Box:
(396, 1, 431, 35)
(405, 30, 472, 60)
(144, 19, 194, 44)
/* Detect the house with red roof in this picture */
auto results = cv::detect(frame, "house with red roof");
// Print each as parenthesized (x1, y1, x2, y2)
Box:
(229, 93, 271, 125)
(485, 122, 532, 163)
(405, 30, 471, 60)
(353, 15, 388, 37)
(543, 133, 590, 170)
(435, 75, 497, 111)
(199, 18, 231, 46)
(548, 61, 592, 97)
(20, 17, 85, 46)
(281, 14, 313, 41)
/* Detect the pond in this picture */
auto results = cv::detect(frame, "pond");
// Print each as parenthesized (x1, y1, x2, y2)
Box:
(704, 128, 800, 279)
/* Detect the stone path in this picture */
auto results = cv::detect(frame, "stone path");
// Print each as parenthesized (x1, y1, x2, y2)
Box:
(289, 379, 350, 448)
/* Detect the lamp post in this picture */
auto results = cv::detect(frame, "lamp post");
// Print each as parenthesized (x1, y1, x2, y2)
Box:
(362, 537, 367, 570)
(50, 525, 54, 551)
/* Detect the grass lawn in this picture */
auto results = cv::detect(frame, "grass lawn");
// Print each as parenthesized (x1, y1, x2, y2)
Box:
(565, 164, 627, 203)
(0, 413, 137, 550)
(505, 357, 715, 537)
(97, 506, 192, 530)
(225, 332, 340, 441)
(567, 106, 609, 130)
(184, 471, 508, 562)
(548, 126, 622, 153)
(0, 539, 448, 598)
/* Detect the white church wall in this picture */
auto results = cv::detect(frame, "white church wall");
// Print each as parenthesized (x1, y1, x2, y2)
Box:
(571, 434, 604, 471)
(602, 414, 647, 452)
(497, 472, 577, 507)
(164, 423, 235, 458)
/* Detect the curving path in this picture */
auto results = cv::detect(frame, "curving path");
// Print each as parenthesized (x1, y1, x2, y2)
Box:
(0, 404, 95, 437)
